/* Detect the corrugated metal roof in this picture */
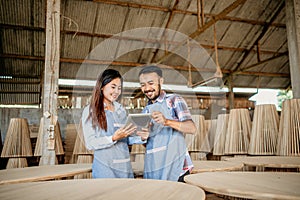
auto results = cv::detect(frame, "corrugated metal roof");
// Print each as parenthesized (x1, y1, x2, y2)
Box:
(0, 0, 292, 105)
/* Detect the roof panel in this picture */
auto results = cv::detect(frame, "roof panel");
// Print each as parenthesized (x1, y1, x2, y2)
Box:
(61, 35, 92, 59)
(62, 1, 97, 33)
(0, 93, 40, 105)
(229, 0, 273, 20)
(2, 58, 43, 77)
(2, 29, 32, 55)
(33, 31, 45, 56)
(260, 27, 287, 52)
(122, 8, 167, 31)
(94, 3, 129, 35)
(0, 0, 32, 26)
(33, 0, 46, 28)
(0, 0, 293, 102)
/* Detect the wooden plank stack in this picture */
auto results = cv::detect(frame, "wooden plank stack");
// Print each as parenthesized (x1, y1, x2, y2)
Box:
(277, 99, 300, 156)
(248, 104, 279, 155)
(224, 109, 251, 155)
(1, 118, 33, 168)
(213, 114, 229, 156)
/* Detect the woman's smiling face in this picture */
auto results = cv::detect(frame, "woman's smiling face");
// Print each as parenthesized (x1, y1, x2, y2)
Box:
(102, 77, 122, 104)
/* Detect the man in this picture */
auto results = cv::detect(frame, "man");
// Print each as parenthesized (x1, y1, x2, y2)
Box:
(139, 65, 196, 182)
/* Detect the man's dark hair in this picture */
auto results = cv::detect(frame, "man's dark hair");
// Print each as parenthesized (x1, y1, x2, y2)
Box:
(139, 65, 163, 77)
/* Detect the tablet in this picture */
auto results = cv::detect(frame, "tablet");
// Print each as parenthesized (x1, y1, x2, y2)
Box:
(125, 113, 152, 130)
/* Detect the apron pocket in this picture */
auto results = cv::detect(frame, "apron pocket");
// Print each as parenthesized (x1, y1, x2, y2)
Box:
(146, 146, 167, 154)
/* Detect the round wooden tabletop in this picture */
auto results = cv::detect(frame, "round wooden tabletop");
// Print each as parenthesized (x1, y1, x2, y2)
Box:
(185, 172, 300, 200)
(191, 160, 244, 173)
(0, 178, 206, 200)
(0, 163, 92, 185)
(225, 156, 300, 168)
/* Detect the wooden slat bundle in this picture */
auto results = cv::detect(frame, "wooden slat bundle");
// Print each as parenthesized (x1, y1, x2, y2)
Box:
(199, 115, 210, 152)
(131, 144, 145, 154)
(185, 115, 199, 151)
(185, 115, 209, 152)
(277, 99, 300, 156)
(0, 130, 2, 155)
(205, 119, 217, 153)
(130, 144, 145, 163)
(64, 124, 78, 164)
(34, 117, 64, 156)
(74, 155, 93, 179)
(248, 104, 279, 155)
(6, 158, 28, 169)
(224, 109, 251, 155)
(1, 118, 33, 158)
(213, 114, 229, 156)
(185, 115, 210, 152)
(72, 121, 93, 178)
(190, 152, 207, 160)
(72, 121, 93, 156)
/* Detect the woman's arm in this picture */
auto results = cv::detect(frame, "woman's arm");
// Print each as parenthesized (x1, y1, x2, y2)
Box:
(81, 116, 116, 150)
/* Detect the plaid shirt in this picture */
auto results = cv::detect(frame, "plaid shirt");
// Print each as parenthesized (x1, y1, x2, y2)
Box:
(148, 91, 192, 121)
(147, 91, 194, 174)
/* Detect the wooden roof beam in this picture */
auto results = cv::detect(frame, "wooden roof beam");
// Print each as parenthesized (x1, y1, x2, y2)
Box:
(92, 0, 285, 28)
(0, 53, 289, 78)
(0, 24, 284, 55)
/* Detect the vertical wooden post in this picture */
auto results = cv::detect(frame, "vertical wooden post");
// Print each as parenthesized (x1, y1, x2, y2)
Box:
(286, 0, 300, 98)
(228, 75, 234, 110)
(40, 0, 61, 165)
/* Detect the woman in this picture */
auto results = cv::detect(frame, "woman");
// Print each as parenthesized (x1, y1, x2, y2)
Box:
(81, 69, 148, 178)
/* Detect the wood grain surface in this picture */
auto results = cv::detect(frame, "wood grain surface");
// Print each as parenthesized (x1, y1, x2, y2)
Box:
(225, 156, 300, 168)
(185, 171, 300, 200)
(0, 163, 92, 185)
(191, 160, 244, 173)
(0, 178, 205, 200)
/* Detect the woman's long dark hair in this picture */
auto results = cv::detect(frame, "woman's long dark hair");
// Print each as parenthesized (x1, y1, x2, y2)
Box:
(88, 69, 123, 131)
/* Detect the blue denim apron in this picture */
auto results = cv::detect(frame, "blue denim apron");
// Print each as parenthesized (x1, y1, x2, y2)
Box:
(82, 103, 134, 178)
(143, 100, 187, 181)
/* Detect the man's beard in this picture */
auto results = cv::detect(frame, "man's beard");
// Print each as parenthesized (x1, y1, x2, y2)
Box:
(145, 83, 161, 101)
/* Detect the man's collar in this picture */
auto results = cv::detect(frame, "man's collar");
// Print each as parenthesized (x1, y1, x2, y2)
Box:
(148, 90, 166, 105)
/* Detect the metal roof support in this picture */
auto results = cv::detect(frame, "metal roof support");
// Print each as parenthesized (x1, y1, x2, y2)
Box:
(286, 0, 300, 99)
(231, 1, 285, 72)
(39, 0, 61, 166)
(156, 0, 247, 64)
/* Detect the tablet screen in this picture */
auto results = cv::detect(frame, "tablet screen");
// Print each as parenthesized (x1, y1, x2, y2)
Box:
(125, 113, 152, 128)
